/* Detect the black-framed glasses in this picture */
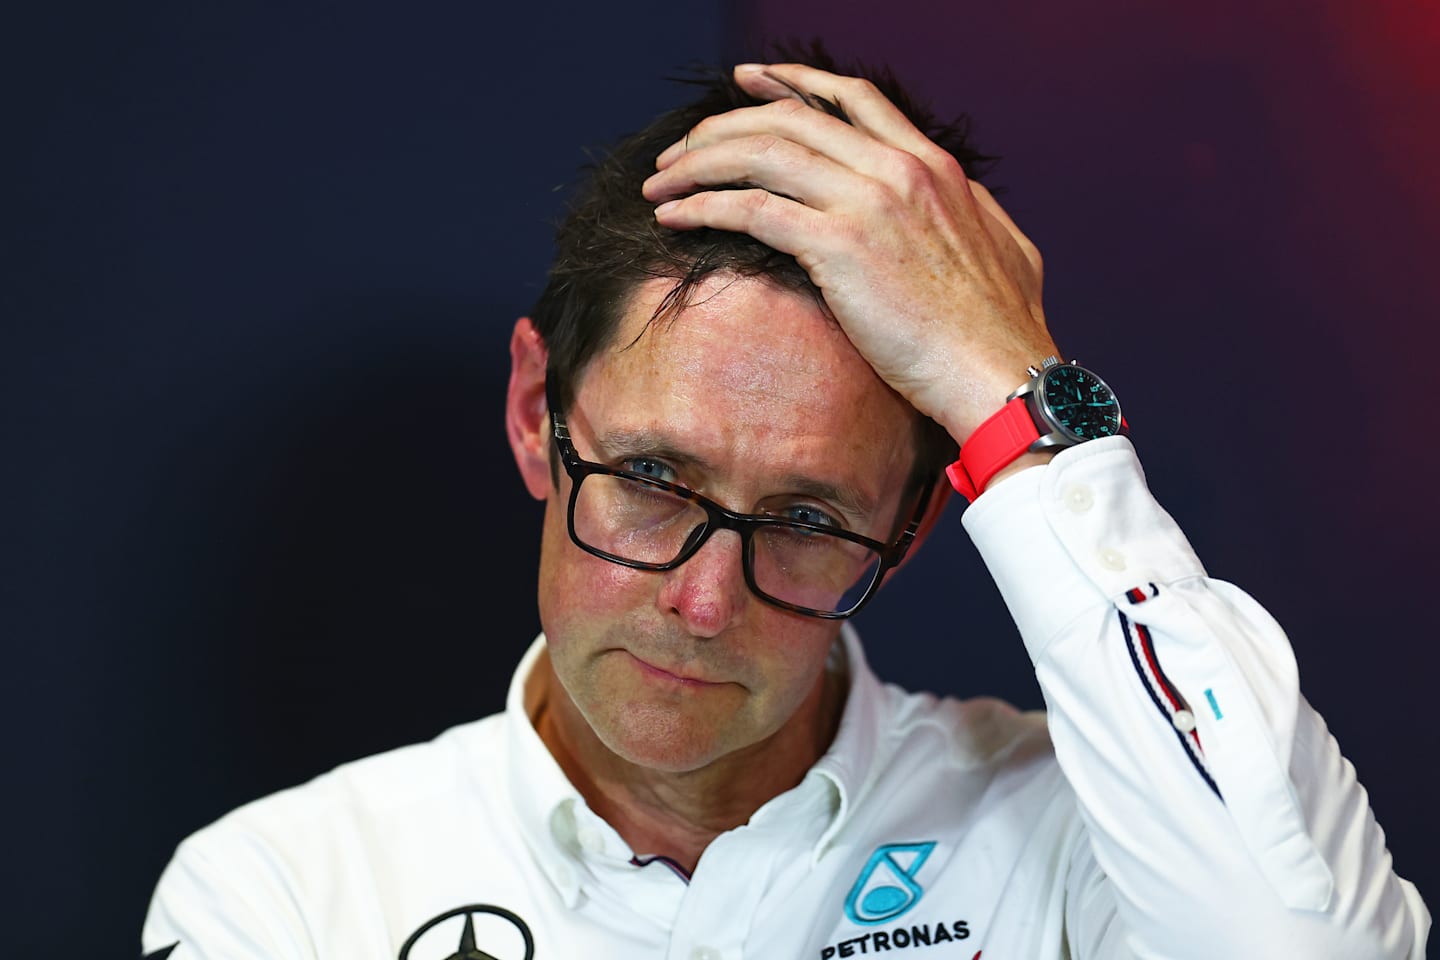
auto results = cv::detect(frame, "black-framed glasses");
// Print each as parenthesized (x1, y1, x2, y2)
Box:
(546, 382, 932, 619)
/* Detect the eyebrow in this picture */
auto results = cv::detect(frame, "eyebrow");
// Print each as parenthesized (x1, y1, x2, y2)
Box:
(593, 427, 879, 522)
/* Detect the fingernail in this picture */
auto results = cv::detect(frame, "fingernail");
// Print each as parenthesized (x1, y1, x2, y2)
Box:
(735, 63, 763, 74)
(655, 200, 680, 216)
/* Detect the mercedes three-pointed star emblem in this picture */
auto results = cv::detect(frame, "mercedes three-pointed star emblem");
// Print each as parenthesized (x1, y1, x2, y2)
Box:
(398, 904, 535, 960)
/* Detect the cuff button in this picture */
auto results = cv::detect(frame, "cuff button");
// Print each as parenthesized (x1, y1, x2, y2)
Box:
(1064, 484, 1095, 513)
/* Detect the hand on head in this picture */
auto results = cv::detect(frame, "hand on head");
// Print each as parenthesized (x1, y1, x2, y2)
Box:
(644, 60, 1059, 445)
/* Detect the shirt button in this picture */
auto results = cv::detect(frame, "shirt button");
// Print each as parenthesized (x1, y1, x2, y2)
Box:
(1099, 547, 1127, 571)
(1173, 710, 1197, 733)
(690, 948, 722, 960)
(1064, 484, 1094, 513)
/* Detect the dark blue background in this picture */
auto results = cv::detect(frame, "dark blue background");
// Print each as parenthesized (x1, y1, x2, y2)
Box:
(5, 1, 1435, 950)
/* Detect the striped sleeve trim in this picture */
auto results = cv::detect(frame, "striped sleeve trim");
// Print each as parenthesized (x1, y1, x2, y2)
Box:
(1119, 585, 1223, 801)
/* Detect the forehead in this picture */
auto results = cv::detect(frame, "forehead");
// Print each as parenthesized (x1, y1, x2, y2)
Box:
(571, 274, 919, 494)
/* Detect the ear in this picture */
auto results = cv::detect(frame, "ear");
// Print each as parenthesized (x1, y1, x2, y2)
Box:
(506, 316, 553, 500)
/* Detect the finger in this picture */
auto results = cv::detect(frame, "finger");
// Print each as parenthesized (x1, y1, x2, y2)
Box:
(653, 189, 828, 262)
(732, 62, 947, 164)
(645, 132, 879, 211)
(655, 98, 894, 176)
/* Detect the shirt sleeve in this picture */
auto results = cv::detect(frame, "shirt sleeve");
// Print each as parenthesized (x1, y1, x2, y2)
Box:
(142, 829, 316, 960)
(961, 435, 1430, 960)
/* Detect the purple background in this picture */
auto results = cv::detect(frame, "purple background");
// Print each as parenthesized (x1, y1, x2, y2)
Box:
(4, 0, 1435, 948)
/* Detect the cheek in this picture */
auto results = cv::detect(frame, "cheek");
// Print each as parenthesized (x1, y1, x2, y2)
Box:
(737, 617, 838, 706)
(536, 502, 654, 631)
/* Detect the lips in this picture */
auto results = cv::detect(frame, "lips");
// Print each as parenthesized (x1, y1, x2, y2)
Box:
(626, 651, 724, 687)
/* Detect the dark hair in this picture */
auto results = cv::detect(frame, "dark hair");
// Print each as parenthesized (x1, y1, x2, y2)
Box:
(532, 39, 996, 496)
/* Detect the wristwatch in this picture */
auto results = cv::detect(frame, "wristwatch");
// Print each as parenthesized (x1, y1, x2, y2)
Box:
(946, 356, 1125, 502)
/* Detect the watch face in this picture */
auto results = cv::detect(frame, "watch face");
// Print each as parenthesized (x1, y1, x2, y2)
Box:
(1040, 364, 1122, 441)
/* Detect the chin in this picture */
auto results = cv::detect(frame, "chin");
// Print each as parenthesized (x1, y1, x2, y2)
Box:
(594, 700, 737, 774)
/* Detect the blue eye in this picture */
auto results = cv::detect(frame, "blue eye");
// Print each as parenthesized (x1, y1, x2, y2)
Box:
(781, 503, 841, 530)
(623, 458, 679, 484)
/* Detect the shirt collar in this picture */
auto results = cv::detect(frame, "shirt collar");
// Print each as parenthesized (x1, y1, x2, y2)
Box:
(806, 622, 885, 861)
(502, 634, 587, 907)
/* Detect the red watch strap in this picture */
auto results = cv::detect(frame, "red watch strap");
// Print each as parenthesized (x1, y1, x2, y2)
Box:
(945, 396, 1040, 502)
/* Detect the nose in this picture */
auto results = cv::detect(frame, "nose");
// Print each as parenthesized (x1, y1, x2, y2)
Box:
(656, 528, 749, 638)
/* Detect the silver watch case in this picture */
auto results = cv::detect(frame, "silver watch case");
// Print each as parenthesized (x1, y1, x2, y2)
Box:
(1007, 356, 1123, 451)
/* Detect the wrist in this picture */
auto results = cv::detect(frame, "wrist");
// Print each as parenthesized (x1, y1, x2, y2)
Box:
(944, 356, 1124, 503)
(940, 351, 1064, 445)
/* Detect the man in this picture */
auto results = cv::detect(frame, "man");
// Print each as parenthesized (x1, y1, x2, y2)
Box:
(142, 47, 1430, 959)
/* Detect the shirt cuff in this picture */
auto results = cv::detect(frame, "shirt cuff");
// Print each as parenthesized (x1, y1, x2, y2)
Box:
(961, 436, 1207, 664)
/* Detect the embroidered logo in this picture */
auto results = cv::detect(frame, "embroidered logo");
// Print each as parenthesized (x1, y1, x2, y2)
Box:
(398, 904, 534, 960)
(843, 841, 937, 925)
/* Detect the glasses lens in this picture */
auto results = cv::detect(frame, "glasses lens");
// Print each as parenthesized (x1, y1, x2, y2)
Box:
(571, 471, 886, 617)
(572, 473, 708, 564)
(749, 524, 884, 616)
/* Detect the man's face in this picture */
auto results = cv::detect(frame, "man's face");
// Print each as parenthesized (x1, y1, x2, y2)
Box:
(534, 274, 921, 774)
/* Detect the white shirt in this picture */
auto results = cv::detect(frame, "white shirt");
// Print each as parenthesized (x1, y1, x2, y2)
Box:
(142, 438, 1430, 959)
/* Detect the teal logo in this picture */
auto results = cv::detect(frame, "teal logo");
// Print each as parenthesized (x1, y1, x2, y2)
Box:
(843, 841, 937, 925)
